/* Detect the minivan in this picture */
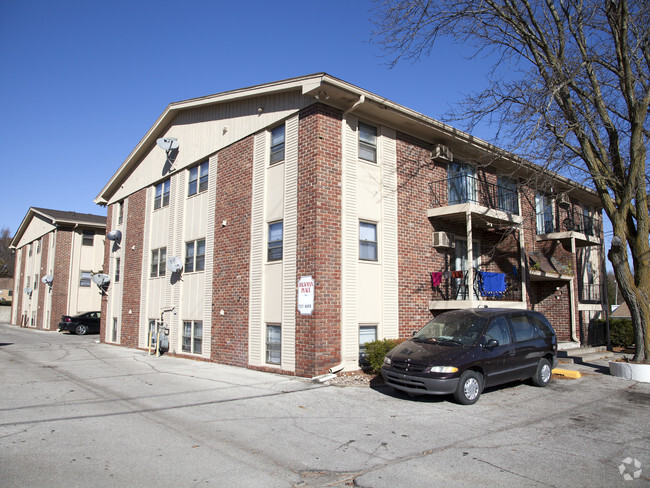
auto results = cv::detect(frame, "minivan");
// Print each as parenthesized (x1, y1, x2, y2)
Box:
(381, 308, 558, 404)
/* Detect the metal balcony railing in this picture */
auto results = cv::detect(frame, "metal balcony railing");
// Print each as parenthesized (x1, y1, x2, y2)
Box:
(579, 282, 602, 303)
(429, 175, 519, 214)
(536, 207, 601, 237)
(431, 268, 522, 302)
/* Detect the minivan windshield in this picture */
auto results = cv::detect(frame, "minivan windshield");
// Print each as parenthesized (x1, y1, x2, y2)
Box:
(413, 313, 487, 346)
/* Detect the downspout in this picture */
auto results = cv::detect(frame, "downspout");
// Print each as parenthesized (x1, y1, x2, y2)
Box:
(343, 94, 365, 116)
(570, 237, 579, 343)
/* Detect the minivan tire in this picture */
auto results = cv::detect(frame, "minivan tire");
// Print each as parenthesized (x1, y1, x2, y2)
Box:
(532, 358, 552, 387)
(454, 370, 483, 405)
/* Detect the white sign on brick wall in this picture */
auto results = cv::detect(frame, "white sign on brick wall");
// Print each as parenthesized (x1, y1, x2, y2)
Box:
(297, 276, 314, 315)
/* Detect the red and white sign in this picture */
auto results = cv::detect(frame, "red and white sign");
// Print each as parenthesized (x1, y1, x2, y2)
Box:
(297, 276, 314, 315)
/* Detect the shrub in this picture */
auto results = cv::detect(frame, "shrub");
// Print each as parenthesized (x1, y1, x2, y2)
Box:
(365, 338, 405, 374)
(609, 318, 634, 347)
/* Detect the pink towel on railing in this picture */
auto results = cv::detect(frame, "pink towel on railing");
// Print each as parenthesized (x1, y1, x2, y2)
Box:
(431, 272, 442, 287)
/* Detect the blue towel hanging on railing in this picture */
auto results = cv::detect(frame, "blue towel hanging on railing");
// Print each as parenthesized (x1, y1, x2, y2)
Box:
(478, 271, 506, 296)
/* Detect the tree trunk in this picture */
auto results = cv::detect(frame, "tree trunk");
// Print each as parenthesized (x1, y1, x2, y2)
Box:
(608, 236, 649, 362)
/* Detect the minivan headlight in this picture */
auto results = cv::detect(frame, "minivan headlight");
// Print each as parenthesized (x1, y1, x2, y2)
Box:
(383, 356, 392, 365)
(429, 366, 458, 373)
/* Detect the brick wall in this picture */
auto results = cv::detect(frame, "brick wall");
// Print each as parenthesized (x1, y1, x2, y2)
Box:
(294, 103, 343, 376)
(210, 135, 254, 367)
(120, 190, 146, 348)
(51, 228, 72, 327)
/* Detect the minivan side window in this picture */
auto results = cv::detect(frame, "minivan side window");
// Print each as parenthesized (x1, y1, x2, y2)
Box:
(509, 315, 536, 342)
(484, 317, 512, 345)
(529, 314, 555, 338)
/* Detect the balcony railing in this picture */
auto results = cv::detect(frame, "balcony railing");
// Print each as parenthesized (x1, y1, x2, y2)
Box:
(536, 207, 601, 237)
(431, 268, 522, 302)
(429, 175, 519, 214)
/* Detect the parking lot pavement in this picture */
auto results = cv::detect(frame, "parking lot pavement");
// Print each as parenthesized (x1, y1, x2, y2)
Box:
(1, 322, 649, 488)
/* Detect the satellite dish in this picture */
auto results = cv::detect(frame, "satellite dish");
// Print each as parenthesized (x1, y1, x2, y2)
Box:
(91, 273, 111, 287)
(107, 230, 122, 243)
(156, 137, 179, 152)
(166, 256, 183, 273)
(24, 286, 33, 295)
(42, 275, 54, 285)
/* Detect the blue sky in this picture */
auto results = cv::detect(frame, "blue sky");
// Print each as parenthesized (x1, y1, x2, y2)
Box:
(1, 0, 612, 267)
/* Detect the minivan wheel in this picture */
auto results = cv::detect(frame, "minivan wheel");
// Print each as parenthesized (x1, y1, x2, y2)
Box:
(532, 358, 552, 387)
(454, 371, 483, 405)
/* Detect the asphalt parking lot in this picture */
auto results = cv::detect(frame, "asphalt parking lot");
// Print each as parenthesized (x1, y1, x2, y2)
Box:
(1, 322, 648, 487)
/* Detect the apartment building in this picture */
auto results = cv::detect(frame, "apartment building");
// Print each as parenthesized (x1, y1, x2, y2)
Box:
(10, 208, 106, 330)
(94, 73, 607, 377)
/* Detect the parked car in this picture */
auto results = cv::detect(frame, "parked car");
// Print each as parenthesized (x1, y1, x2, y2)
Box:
(381, 308, 557, 405)
(58, 312, 101, 335)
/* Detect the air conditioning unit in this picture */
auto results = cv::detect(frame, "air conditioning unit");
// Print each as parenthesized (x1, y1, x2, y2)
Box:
(557, 193, 570, 207)
(432, 232, 455, 248)
(431, 144, 453, 162)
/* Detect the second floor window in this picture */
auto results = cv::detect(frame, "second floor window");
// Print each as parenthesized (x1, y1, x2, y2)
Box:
(270, 125, 285, 164)
(535, 193, 554, 234)
(82, 230, 94, 246)
(359, 221, 378, 261)
(185, 239, 206, 272)
(151, 248, 167, 277)
(358, 122, 377, 163)
(80, 271, 91, 287)
(154, 179, 170, 210)
(268, 222, 283, 261)
(189, 161, 209, 196)
(118, 201, 124, 225)
(114, 258, 120, 282)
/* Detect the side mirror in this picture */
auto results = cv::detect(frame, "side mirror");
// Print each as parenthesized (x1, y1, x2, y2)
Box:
(484, 338, 499, 348)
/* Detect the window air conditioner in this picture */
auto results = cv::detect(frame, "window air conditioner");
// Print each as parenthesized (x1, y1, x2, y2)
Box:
(431, 144, 453, 162)
(557, 193, 570, 207)
(432, 232, 455, 248)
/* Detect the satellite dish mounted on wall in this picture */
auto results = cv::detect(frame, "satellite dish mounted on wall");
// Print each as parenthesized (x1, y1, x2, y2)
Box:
(166, 256, 183, 274)
(107, 230, 122, 242)
(41, 275, 54, 286)
(157, 137, 179, 172)
(91, 273, 111, 295)
(24, 286, 33, 296)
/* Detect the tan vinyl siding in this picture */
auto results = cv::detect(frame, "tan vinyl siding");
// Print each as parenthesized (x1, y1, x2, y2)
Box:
(248, 131, 267, 366)
(281, 114, 299, 372)
(341, 114, 360, 368)
(202, 153, 218, 358)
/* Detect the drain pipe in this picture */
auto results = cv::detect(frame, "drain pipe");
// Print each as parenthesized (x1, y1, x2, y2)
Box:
(569, 238, 579, 344)
(343, 94, 365, 115)
(329, 363, 344, 374)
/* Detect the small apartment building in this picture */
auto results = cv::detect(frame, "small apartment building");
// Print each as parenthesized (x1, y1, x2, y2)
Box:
(95, 74, 607, 377)
(10, 208, 107, 330)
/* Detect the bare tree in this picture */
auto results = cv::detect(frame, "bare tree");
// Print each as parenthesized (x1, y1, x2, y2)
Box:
(372, 0, 650, 361)
(0, 227, 14, 278)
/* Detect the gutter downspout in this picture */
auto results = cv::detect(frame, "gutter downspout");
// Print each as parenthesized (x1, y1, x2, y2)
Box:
(570, 237, 579, 343)
(343, 94, 365, 116)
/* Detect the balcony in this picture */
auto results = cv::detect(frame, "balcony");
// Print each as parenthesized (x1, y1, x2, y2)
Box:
(430, 268, 524, 310)
(536, 207, 601, 246)
(579, 282, 602, 303)
(428, 176, 522, 226)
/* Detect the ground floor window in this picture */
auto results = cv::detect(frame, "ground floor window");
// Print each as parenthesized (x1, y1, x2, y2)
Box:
(112, 318, 118, 343)
(182, 321, 202, 354)
(266, 325, 281, 364)
(359, 325, 377, 364)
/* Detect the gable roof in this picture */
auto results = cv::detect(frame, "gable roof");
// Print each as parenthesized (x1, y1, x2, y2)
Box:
(10, 207, 106, 249)
(611, 302, 631, 318)
(95, 73, 603, 207)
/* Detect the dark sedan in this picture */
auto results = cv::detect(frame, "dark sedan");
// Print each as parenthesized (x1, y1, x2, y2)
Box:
(381, 308, 557, 404)
(58, 311, 101, 335)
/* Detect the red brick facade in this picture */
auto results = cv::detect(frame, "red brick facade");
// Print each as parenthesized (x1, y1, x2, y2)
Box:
(50, 228, 72, 326)
(119, 189, 146, 348)
(210, 134, 254, 366)
(295, 103, 343, 376)
(100, 206, 113, 341)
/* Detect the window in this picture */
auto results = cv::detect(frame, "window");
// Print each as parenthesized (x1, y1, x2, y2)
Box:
(188, 161, 209, 196)
(154, 179, 171, 209)
(182, 321, 202, 354)
(36, 239, 41, 254)
(358, 122, 377, 162)
(150, 248, 167, 277)
(34, 274, 39, 289)
(509, 315, 536, 342)
(359, 325, 377, 363)
(270, 125, 285, 164)
(535, 193, 554, 234)
(583, 207, 594, 236)
(185, 239, 206, 272)
(448, 161, 477, 204)
(118, 201, 124, 225)
(82, 230, 94, 246)
(497, 176, 519, 214)
(28, 243, 32, 257)
(359, 222, 378, 261)
(114, 258, 120, 282)
(112, 318, 118, 343)
(484, 318, 512, 345)
(266, 325, 281, 364)
(268, 221, 283, 261)
(80, 271, 91, 287)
